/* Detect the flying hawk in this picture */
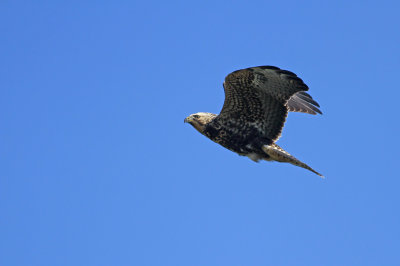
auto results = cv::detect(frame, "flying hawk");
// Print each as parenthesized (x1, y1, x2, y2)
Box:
(184, 66, 323, 177)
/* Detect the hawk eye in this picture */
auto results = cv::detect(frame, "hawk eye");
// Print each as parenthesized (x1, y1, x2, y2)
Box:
(193, 115, 200, 119)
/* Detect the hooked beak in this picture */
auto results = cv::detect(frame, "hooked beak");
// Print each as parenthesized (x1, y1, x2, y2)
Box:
(184, 116, 192, 123)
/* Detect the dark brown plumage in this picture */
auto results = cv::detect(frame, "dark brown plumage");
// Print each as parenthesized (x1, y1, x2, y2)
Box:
(184, 66, 323, 177)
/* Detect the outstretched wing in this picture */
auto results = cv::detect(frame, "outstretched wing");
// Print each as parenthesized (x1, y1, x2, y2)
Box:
(219, 66, 318, 141)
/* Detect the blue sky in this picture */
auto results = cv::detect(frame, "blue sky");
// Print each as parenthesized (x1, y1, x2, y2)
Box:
(1, 1, 399, 265)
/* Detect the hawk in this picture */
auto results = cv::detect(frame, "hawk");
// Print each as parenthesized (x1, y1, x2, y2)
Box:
(184, 66, 323, 177)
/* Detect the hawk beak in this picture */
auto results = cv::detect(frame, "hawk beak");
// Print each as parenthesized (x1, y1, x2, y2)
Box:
(184, 117, 191, 123)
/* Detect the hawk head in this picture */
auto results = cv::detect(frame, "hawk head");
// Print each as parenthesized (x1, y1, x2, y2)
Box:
(184, 112, 217, 134)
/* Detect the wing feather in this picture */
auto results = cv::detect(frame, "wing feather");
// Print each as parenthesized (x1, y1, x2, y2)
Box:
(218, 65, 316, 141)
(286, 91, 322, 115)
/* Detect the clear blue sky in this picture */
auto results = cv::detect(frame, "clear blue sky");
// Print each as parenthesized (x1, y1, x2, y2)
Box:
(1, 1, 399, 265)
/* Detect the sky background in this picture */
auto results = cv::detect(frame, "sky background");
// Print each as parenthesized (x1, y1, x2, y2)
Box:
(1, 1, 400, 265)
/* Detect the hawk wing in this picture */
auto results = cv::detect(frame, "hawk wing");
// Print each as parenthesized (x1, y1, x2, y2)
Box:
(219, 66, 321, 142)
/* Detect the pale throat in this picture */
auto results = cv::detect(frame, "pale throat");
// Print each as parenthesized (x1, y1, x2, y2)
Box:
(191, 121, 206, 133)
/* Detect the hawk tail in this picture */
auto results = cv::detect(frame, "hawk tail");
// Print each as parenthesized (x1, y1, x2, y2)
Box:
(262, 144, 324, 178)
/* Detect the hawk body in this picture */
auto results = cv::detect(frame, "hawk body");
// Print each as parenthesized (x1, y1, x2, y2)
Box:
(204, 118, 272, 159)
(185, 66, 323, 177)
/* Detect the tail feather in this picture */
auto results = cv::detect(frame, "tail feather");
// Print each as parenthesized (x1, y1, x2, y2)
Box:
(262, 144, 324, 178)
